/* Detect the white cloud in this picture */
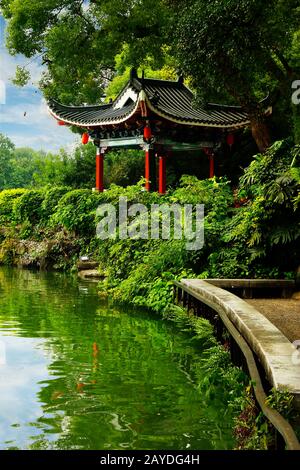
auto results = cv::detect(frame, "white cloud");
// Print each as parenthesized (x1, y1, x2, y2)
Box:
(1, 101, 46, 125)
(8, 128, 79, 153)
(0, 336, 50, 437)
(8, 132, 78, 152)
(0, 48, 44, 88)
(0, 96, 80, 152)
(1, 97, 57, 126)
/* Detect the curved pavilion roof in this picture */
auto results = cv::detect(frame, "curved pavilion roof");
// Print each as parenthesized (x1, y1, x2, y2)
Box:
(48, 72, 252, 129)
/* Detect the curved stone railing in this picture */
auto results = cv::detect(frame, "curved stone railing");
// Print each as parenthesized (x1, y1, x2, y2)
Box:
(179, 279, 300, 405)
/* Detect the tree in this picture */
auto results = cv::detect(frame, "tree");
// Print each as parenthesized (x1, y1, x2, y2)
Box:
(2, 1, 300, 150)
(104, 45, 177, 101)
(10, 148, 42, 188)
(0, 134, 14, 189)
(173, 0, 300, 151)
(0, 0, 171, 104)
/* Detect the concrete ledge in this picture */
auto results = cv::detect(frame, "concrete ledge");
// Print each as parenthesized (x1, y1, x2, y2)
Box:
(77, 261, 99, 270)
(204, 279, 295, 289)
(204, 279, 295, 298)
(78, 269, 104, 281)
(180, 279, 300, 403)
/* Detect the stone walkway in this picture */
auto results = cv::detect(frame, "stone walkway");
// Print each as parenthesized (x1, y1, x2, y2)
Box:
(247, 298, 300, 343)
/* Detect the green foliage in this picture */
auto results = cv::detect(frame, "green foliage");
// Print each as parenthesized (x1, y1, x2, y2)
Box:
(197, 345, 247, 403)
(11, 65, 30, 87)
(0, 138, 299, 296)
(175, 0, 300, 144)
(105, 150, 144, 187)
(233, 386, 296, 450)
(0, 134, 15, 190)
(163, 305, 217, 349)
(172, 175, 233, 215)
(109, 240, 192, 311)
(105, 47, 177, 101)
(206, 139, 300, 278)
(50, 189, 105, 237)
(0, 135, 69, 190)
(0, 238, 16, 265)
(0, 134, 146, 191)
(0, 189, 27, 224)
(41, 186, 72, 221)
(240, 139, 296, 194)
(10, 148, 43, 188)
(13, 189, 45, 225)
(232, 387, 269, 450)
(1, 0, 172, 104)
(266, 388, 295, 419)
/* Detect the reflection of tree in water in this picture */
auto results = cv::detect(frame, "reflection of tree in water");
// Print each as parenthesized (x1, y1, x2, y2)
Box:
(0, 267, 234, 450)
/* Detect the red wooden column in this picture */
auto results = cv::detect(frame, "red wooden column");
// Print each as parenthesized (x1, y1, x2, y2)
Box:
(209, 153, 215, 178)
(145, 149, 150, 191)
(96, 147, 104, 192)
(144, 147, 157, 192)
(158, 155, 166, 194)
(203, 148, 215, 178)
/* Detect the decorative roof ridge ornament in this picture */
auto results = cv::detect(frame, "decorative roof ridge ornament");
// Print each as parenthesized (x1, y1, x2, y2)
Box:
(177, 73, 184, 84)
(139, 90, 148, 117)
(141, 70, 145, 90)
(130, 67, 138, 81)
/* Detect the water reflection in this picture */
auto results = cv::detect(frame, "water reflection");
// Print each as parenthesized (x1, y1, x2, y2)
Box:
(0, 267, 234, 450)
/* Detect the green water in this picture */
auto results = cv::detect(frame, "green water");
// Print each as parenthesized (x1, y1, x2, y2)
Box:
(0, 267, 234, 450)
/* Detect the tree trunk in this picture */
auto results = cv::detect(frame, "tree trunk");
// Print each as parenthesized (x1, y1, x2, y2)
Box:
(250, 114, 271, 153)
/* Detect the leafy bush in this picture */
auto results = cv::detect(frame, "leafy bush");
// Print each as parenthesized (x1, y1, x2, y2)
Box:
(12, 189, 45, 225)
(205, 139, 300, 278)
(41, 186, 72, 221)
(233, 387, 296, 450)
(172, 175, 234, 215)
(0, 189, 27, 223)
(0, 139, 299, 291)
(50, 189, 106, 236)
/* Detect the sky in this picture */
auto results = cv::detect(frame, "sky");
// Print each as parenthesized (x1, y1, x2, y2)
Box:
(0, 16, 79, 153)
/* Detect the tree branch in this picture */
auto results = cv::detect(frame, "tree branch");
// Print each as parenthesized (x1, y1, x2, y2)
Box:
(272, 47, 293, 76)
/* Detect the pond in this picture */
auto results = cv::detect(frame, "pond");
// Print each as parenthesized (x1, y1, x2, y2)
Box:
(0, 267, 234, 450)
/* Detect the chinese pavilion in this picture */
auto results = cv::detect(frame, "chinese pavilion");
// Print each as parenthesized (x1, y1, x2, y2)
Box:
(48, 69, 257, 194)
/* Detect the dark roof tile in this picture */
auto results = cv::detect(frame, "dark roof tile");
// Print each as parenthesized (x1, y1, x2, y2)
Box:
(48, 76, 251, 128)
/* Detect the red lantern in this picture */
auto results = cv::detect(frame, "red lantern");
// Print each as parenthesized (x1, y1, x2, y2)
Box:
(143, 125, 152, 141)
(227, 134, 235, 148)
(82, 132, 89, 145)
(58, 120, 66, 126)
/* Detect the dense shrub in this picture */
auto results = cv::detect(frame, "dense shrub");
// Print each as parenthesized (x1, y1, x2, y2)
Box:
(207, 139, 300, 278)
(0, 189, 27, 224)
(50, 189, 106, 236)
(0, 139, 299, 304)
(41, 186, 72, 221)
(12, 189, 45, 225)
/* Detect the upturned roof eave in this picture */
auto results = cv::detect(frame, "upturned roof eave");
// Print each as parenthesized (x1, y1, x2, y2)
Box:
(48, 97, 252, 129)
(47, 77, 254, 129)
